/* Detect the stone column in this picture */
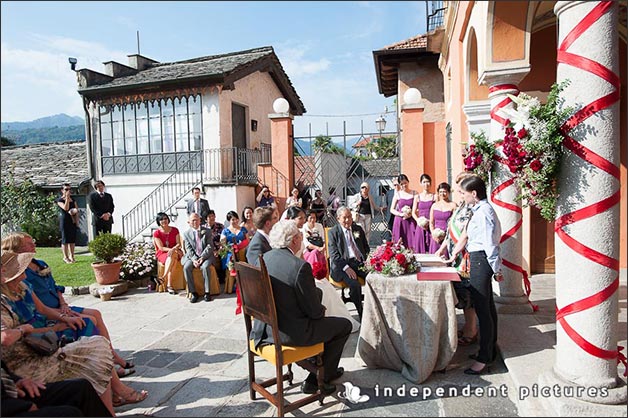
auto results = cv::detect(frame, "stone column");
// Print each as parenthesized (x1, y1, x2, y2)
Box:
(400, 104, 425, 188)
(543, 1, 626, 406)
(267, 112, 294, 214)
(482, 74, 533, 314)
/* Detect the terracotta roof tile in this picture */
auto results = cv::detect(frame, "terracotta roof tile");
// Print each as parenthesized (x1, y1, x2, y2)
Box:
(384, 34, 428, 51)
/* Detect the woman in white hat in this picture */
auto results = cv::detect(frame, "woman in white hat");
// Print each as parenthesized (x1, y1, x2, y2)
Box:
(0, 251, 148, 414)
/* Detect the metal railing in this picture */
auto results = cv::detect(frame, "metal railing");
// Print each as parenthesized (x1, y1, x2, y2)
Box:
(121, 152, 202, 241)
(202, 147, 263, 185)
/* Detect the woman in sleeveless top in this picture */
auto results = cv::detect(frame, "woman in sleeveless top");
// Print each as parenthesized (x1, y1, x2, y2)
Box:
(428, 182, 458, 254)
(412, 173, 436, 253)
(352, 182, 384, 243)
(390, 174, 416, 249)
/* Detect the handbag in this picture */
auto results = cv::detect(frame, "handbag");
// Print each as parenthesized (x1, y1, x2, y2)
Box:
(307, 236, 324, 248)
(23, 330, 60, 356)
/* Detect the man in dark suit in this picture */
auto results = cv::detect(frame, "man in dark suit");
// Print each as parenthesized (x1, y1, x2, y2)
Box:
(182, 213, 215, 303)
(255, 220, 352, 395)
(246, 206, 278, 266)
(327, 206, 369, 319)
(87, 180, 114, 235)
(187, 187, 210, 225)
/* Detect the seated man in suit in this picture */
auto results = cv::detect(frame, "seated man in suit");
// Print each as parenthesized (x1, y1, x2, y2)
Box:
(182, 213, 215, 303)
(327, 206, 369, 319)
(255, 220, 352, 395)
(187, 187, 211, 225)
(246, 206, 278, 267)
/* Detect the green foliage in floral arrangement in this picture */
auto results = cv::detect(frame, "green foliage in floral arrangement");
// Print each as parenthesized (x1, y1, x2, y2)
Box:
(88, 233, 127, 264)
(0, 170, 60, 246)
(498, 80, 573, 221)
(119, 241, 157, 281)
(462, 130, 495, 183)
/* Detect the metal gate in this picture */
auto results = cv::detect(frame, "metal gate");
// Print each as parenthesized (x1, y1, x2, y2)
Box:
(293, 120, 400, 247)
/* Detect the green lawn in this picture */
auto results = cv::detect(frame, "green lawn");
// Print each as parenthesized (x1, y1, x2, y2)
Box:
(34, 247, 96, 287)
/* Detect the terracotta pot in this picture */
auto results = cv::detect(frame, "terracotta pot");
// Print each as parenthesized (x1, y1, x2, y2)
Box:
(92, 261, 122, 285)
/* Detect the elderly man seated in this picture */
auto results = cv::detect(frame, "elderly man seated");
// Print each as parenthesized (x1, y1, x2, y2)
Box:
(327, 206, 369, 319)
(252, 220, 352, 395)
(182, 213, 215, 303)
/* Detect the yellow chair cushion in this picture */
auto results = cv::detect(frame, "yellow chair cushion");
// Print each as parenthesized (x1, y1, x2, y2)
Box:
(328, 275, 365, 289)
(249, 340, 324, 366)
(191, 266, 221, 296)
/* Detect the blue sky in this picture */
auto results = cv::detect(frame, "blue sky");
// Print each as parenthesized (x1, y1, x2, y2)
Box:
(1, 1, 427, 137)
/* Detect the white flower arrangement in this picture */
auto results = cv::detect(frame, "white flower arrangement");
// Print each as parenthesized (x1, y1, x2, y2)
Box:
(119, 241, 157, 281)
(401, 205, 412, 218)
(432, 228, 446, 242)
(417, 216, 429, 229)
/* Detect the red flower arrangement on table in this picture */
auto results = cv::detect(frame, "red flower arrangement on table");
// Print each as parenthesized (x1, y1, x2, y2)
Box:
(364, 241, 420, 277)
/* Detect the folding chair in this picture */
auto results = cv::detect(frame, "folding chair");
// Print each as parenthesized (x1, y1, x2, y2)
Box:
(235, 258, 326, 417)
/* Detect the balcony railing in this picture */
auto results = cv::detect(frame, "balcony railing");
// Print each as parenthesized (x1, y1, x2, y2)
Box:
(202, 147, 264, 185)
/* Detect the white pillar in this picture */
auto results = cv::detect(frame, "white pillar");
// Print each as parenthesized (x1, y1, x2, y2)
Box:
(483, 76, 534, 314)
(548, 0, 626, 405)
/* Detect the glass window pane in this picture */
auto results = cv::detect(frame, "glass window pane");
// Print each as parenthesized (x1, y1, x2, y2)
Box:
(123, 103, 136, 155)
(111, 106, 123, 156)
(161, 99, 174, 153)
(189, 96, 202, 150)
(149, 101, 162, 153)
(102, 140, 113, 157)
(174, 98, 188, 152)
(136, 102, 149, 154)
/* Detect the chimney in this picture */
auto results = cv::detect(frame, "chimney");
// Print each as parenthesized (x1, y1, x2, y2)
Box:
(127, 54, 159, 71)
(102, 61, 138, 78)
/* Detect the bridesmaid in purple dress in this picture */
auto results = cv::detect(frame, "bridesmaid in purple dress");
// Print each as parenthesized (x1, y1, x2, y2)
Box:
(412, 173, 436, 253)
(428, 182, 458, 254)
(390, 174, 417, 249)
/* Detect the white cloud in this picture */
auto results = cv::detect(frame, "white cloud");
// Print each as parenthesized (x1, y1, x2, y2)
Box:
(0, 34, 127, 121)
(275, 44, 331, 78)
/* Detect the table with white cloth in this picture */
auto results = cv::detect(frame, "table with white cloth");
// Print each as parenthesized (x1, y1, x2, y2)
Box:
(356, 271, 458, 383)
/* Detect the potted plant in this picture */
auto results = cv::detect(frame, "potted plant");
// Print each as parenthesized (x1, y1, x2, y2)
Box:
(88, 233, 128, 285)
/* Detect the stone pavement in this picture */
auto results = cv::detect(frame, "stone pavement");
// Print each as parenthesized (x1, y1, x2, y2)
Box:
(63, 272, 626, 417)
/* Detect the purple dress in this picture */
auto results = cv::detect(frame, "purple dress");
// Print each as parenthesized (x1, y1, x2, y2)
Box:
(429, 209, 453, 254)
(414, 199, 435, 254)
(392, 196, 416, 249)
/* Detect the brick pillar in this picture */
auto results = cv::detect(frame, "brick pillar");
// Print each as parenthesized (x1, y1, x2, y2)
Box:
(400, 104, 425, 188)
(268, 112, 294, 214)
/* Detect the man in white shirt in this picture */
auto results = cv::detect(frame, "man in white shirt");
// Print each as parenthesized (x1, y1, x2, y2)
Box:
(186, 187, 210, 225)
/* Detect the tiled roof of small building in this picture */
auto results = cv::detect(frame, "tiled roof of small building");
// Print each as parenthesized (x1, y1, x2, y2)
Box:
(0, 140, 89, 189)
(383, 34, 428, 51)
(78, 46, 306, 114)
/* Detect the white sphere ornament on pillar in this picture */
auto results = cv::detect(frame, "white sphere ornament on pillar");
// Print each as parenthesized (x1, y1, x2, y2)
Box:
(273, 98, 290, 114)
(403, 88, 422, 105)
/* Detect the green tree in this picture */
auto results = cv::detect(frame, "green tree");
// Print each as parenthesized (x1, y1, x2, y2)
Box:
(312, 135, 344, 154)
(1, 136, 14, 146)
(1, 169, 60, 246)
(365, 135, 398, 159)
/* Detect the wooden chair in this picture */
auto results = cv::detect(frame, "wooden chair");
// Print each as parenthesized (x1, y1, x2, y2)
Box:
(235, 258, 326, 417)
(323, 227, 365, 303)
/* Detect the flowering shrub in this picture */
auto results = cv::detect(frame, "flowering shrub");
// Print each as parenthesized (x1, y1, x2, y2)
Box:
(463, 130, 495, 183)
(119, 241, 157, 281)
(497, 80, 573, 221)
(365, 241, 421, 276)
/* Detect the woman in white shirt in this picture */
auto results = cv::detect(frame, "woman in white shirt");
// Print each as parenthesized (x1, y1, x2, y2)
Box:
(448, 176, 502, 375)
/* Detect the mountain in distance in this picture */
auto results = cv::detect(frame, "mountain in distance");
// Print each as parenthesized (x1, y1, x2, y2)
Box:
(1, 113, 84, 131)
